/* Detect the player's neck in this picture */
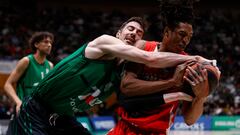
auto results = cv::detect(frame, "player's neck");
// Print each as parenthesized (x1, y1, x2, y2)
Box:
(34, 52, 47, 64)
(158, 42, 165, 52)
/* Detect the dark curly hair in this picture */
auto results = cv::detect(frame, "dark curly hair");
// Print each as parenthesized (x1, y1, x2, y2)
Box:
(29, 31, 54, 52)
(159, 0, 195, 31)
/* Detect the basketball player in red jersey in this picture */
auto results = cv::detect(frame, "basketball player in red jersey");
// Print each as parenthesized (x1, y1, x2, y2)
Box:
(108, 0, 217, 134)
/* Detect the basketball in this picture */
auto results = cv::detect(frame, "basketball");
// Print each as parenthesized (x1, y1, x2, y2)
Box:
(182, 61, 220, 97)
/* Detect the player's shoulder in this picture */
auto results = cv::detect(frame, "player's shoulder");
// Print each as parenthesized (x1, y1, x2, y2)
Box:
(135, 40, 160, 51)
(20, 56, 30, 64)
(134, 40, 146, 50)
(15, 56, 30, 70)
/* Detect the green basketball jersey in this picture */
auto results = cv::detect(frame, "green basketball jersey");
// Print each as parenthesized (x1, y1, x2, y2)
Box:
(32, 43, 120, 116)
(17, 54, 51, 100)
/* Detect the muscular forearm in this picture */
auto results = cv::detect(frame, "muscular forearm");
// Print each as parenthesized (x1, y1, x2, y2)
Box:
(121, 73, 175, 96)
(183, 97, 206, 125)
(4, 83, 22, 105)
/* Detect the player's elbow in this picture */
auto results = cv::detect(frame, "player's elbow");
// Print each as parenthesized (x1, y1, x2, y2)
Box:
(3, 81, 10, 93)
(120, 88, 136, 97)
(120, 81, 131, 96)
(120, 80, 136, 97)
(3, 79, 15, 92)
(184, 117, 197, 126)
(185, 120, 195, 126)
(120, 72, 139, 96)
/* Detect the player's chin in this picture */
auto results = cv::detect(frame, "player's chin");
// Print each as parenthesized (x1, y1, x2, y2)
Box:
(45, 51, 51, 55)
(125, 40, 135, 46)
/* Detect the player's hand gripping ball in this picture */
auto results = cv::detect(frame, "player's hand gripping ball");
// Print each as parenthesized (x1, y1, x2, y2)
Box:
(182, 61, 220, 97)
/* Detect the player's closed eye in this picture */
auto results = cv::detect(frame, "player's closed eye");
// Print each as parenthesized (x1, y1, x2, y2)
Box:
(127, 26, 134, 31)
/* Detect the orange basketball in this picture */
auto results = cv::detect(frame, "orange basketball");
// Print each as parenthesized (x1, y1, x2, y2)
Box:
(182, 61, 220, 97)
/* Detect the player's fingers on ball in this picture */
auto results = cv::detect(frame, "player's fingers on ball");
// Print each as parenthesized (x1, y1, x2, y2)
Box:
(184, 76, 196, 86)
(186, 68, 199, 82)
(202, 69, 208, 80)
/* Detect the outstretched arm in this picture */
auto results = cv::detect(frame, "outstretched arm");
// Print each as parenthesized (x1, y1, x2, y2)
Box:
(86, 34, 208, 68)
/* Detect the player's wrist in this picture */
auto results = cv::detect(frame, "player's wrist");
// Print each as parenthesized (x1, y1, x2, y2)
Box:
(15, 99, 22, 105)
(193, 97, 207, 103)
(169, 78, 177, 86)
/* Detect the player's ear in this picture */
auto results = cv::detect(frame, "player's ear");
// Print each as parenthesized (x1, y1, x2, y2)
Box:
(34, 42, 39, 48)
(116, 30, 121, 38)
(163, 27, 170, 37)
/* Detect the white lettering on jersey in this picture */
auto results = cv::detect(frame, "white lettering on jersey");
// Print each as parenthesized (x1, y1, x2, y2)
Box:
(70, 82, 114, 112)
(46, 68, 49, 74)
(41, 72, 44, 79)
(33, 82, 39, 86)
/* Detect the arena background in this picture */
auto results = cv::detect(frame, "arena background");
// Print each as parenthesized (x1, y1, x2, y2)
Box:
(0, 0, 240, 134)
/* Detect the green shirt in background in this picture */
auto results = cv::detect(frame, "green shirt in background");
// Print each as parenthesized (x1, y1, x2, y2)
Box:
(17, 54, 51, 100)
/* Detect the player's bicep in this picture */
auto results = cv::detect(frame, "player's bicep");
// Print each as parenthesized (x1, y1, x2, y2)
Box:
(86, 35, 124, 58)
(7, 57, 29, 84)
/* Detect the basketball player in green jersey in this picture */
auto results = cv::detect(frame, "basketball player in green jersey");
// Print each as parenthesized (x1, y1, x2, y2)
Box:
(7, 18, 212, 135)
(4, 31, 54, 115)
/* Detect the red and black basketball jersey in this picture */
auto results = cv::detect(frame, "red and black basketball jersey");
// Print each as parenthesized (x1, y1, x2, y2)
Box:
(118, 41, 177, 111)
(116, 41, 186, 132)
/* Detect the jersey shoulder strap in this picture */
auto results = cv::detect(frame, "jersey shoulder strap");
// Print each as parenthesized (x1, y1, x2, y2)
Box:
(144, 41, 158, 52)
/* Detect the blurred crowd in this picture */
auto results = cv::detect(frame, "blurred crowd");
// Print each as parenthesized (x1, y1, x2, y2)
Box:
(0, 6, 240, 118)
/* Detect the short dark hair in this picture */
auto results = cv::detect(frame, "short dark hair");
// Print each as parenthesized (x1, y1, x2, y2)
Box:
(159, 0, 195, 31)
(118, 17, 148, 32)
(29, 31, 54, 52)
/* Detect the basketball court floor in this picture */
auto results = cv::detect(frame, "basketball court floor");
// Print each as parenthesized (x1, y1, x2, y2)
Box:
(170, 130, 240, 135)
(94, 130, 240, 135)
